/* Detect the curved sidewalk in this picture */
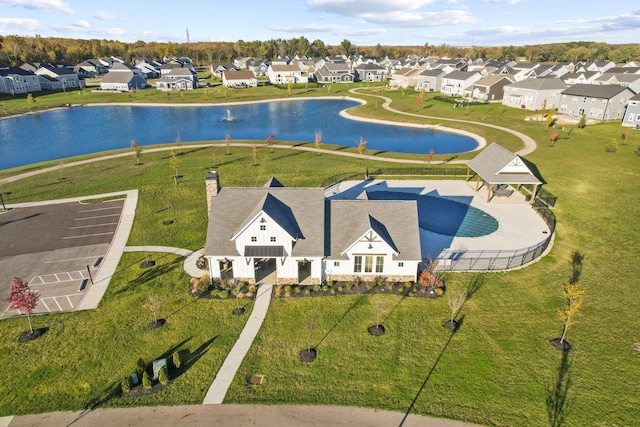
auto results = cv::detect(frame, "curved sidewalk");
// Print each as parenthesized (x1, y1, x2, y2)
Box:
(203, 284, 273, 404)
(123, 245, 203, 277)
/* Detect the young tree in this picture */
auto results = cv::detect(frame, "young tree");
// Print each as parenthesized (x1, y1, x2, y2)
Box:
(142, 293, 161, 324)
(130, 140, 142, 165)
(225, 133, 232, 155)
(577, 114, 586, 129)
(314, 131, 322, 155)
(425, 148, 435, 164)
(169, 150, 180, 186)
(558, 283, 586, 344)
(548, 130, 559, 146)
(267, 134, 275, 153)
(252, 144, 258, 166)
(448, 290, 466, 323)
(4, 277, 39, 334)
(545, 108, 556, 130)
(26, 93, 36, 105)
(622, 128, 630, 145)
(357, 136, 367, 157)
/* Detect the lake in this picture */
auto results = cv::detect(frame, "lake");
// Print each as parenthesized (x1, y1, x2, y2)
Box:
(0, 99, 477, 170)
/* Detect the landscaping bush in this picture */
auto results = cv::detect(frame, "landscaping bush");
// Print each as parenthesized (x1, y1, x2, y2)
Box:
(136, 358, 146, 378)
(121, 376, 132, 393)
(172, 351, 182, 369)
(158, 367, 169, 385)
(142, 371, 152, 389)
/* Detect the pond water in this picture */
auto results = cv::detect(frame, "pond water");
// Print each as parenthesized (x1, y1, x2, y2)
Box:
(0, 99, 477, 170)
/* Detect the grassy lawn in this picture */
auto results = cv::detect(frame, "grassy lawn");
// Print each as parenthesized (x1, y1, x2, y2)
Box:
(0, 88, 639, 425)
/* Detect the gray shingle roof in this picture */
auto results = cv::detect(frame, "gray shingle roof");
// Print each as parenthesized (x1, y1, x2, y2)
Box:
(327, 200, 421, 261)
(561, 83, 630, 99)
(466, 143, 541, 185)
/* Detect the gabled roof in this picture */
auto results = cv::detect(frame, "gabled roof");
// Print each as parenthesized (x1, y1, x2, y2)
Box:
(561, 83, 631, 99)
(443, 70, 480, 80)
(205, 187, 326, 257)
(327, 200, 421, 261)
(471, 74, 514, 88)
(263, 177, 284, 188)
(223, 70, 256, 80)
(505, 77, 567, 91)
(232, 193, 303, 242)
(466, 143, 541, 185)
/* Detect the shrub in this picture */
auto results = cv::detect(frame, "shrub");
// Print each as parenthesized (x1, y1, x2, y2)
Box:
(312, 284, 321, 292)
(325, 280, 334, 288)
(404, 281, 413, 288)
(136, 358, 146, 378)
(172, 351, 182, 369)
(435, 287, 445, 296)
(248, 284, 257, 293)
(245, 291, 254, 298)
(274, 285, 282, 298)
(366, 281, 375, 291)
(304, 289, 311, 295)
(283, 285, 291, 297)
(142, 371, 152, 389)
(200, 272, 211, 287)
(293, 286, 301, 294)
(218, 290, 229, 299)
(158, 367, 169, 385)
(330, 289, 336, 295)
(121, 376, 132, 393)
(337, 286, 344, 292)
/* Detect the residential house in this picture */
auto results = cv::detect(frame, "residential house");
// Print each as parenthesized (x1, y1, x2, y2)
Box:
(594, 73, 640, 94)
(266, 64, 307, 84)
(0, 65, 42, 94)
(233, 56, 253, 69)
(155, 64, 199, 91)
(99, 62, 147, 91)
(222, 70, 257, 88)
(74, 59, 108, 77)
(35, 64, 82, 91)
(621, 93, 640, 127)
(314, 62, 354, 83)
(354, 63, 387, 82)
(502, 78, 567, 110)
(247, 58, 270, 76)
(440, 71, 482, 96)
(584, 60, 616, 74)
(561, 71, 601, 85)
(558, 84, 634, 121)
(388, 67, 421, 88)
(465, 75, 515, 102)
(135, 60, 161, 79)
(416, 69, 446, 92)
(210, 63, 238, 79)
(204, 173, 421, 286)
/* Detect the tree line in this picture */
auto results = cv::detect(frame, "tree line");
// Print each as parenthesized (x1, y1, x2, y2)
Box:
(1, 34, 638, 67)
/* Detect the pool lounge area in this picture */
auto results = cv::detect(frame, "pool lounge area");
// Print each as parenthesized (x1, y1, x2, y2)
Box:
(326, 179, 552, 270)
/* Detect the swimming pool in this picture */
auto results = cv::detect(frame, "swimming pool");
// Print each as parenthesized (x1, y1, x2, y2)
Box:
(366, 191, 499, 237)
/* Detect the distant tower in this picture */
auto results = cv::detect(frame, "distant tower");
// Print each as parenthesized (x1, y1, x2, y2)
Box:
(206, 171, 220, 217)
(186, 28, 190, 44)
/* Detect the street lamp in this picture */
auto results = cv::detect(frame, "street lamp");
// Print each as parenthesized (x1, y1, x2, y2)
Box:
(0, 192, 11, 211)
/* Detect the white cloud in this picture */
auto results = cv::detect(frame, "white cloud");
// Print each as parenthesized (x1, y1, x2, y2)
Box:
(93, 11, 118, 21)
(364, 9, 479, 27)
(0, 0, 75, 15)
(0, 17, 43, 31)
(72, 19, 90, 28)
(308, 0, 436, 16)
(482, 0, 523, 4)
(271, 22, 385, 37)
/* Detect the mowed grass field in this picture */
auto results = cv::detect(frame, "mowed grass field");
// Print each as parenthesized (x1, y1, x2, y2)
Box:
(0, 87, 639, 425)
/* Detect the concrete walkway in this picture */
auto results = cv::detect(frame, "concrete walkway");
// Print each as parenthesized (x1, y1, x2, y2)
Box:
(124, 245, 203, 278)
(1, 404, 482, 427)
(203, 284, 273, 404)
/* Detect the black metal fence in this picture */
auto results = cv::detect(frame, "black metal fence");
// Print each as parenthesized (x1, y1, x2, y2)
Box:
(320, 166, 468, 187)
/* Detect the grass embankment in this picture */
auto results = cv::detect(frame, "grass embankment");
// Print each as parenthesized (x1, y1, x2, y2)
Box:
(0, 90, 639, 425)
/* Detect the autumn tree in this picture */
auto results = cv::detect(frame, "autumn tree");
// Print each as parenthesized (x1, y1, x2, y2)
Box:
(425, 148, 435, 164)
(4, 277, 39, 334)
(267, 133, 275, 153)
(130, 140, 142, 165)
(225, 133, 232, 155)
(545, 108, 556, 130)
(357, 136, 367, 157)
(577, 114, 586, 129)
(169, 150, 180, 186)
(558, 283, 586, 344)
(314, 131, 322, 155)
(548, 130, 559, 146)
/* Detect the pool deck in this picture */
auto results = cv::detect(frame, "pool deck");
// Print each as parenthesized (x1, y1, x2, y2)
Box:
(326, 180, 550, 260)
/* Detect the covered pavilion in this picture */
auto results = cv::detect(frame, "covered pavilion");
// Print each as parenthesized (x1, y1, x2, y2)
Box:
(465, 142, 542, 203)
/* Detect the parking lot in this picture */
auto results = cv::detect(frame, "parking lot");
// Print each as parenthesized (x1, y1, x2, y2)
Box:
(0, 199, 125, 318)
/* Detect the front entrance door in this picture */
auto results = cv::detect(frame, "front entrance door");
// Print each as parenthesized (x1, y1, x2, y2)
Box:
(254, 258, 276, 284)
(297, 260, 312, 284)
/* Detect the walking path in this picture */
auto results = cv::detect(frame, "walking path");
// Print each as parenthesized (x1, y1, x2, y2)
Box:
(202, 284, 273, 404)
(124, 245, 203, 277)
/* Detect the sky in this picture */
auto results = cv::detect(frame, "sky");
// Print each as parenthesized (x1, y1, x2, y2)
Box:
(1, 0, 640, 47)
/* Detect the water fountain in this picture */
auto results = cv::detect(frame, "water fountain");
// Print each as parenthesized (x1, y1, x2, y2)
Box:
(219, 108, 240, 122)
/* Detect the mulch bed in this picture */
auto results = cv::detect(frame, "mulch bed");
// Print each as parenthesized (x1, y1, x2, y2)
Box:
(123, 381, 170, 397)
(443, 320, 459, 332)
(550, 338, 572, 351)
(18, 327, 48, 343)
(368, 324, 386, 336)
(147, 319, 166, 330)
(232, 307, 245, 316)
(299, 348, 317, 363)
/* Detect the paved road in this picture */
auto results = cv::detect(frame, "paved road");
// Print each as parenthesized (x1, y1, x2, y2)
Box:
(1, 404, 482, 427)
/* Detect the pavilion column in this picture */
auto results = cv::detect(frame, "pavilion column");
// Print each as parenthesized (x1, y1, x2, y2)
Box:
(466, 167, 471, 182)
(475, 174, 481, 191)
(530, 184, 539, 204)
(486, 183, 493, 202)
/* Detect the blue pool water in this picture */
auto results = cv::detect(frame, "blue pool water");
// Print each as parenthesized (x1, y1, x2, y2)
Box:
(0, 99, 478, 170)
(367, 191, 498, 237)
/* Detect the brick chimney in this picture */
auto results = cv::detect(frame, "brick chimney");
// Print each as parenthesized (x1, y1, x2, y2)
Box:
(205, 171, 220, 217)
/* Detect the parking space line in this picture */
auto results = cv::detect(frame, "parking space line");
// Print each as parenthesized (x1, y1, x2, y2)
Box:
(75, 214, 120, 220)
(45, 255, 99, 263)
(53, 298, 63, 311)
(69, 222, 118, 230)
(78, 206, 121, 213)
(40, 299, 51, 312)
(63, 232, 113, 240)
(67, 295, 73, 308)
(30, 270, 90, 286)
